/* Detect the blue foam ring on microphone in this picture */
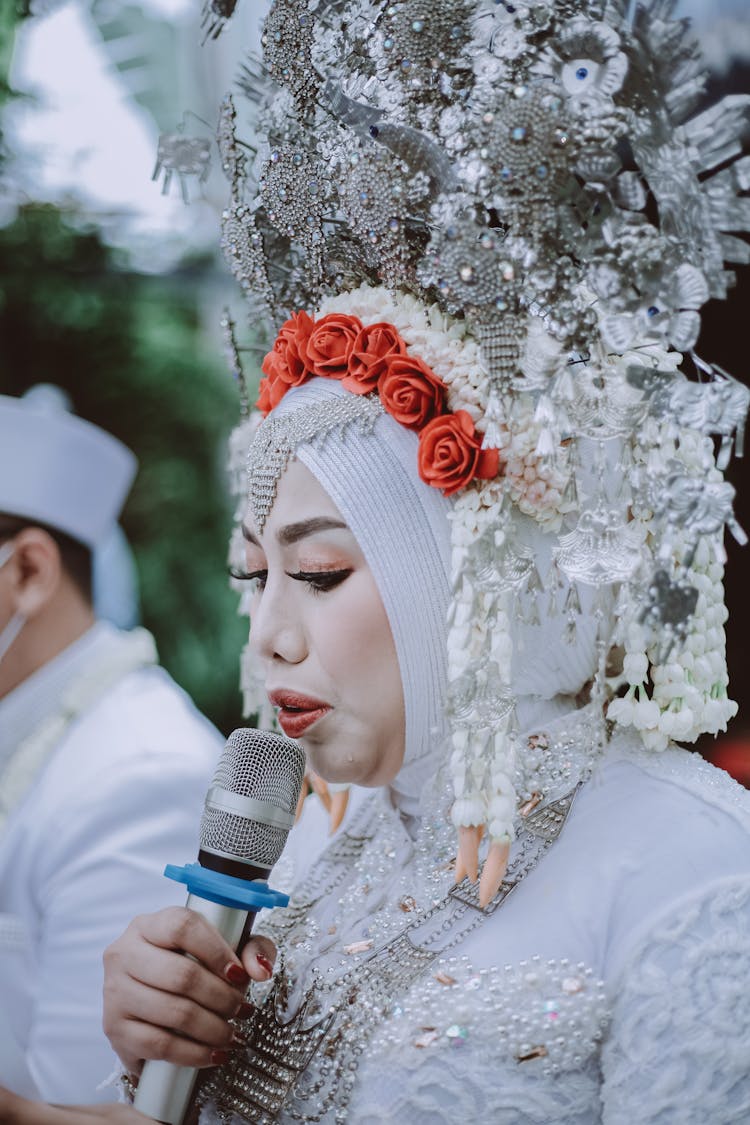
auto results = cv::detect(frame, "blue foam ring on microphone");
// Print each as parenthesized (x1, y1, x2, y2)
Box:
(163, 863, 290, 911)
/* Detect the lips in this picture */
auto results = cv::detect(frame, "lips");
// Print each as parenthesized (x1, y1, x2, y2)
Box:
(268, 690, 332, 739)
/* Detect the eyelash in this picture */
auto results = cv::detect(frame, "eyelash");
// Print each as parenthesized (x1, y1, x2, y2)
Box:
(228, 567, 352, 595)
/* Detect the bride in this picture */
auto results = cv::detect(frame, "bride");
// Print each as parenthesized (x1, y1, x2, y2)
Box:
(11, 0, 750, 1119)
(101, 0, 750, 1116)
(99, 368, 750, 1122)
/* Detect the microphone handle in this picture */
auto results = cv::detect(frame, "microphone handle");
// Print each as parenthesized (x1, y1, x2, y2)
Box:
(134, 894, 253, 1125)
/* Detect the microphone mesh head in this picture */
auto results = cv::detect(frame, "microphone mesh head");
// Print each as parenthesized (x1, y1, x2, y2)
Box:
(199, 728, 306, 872)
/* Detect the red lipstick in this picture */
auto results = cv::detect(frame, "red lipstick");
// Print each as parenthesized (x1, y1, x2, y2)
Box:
(268, 690, 331, 739)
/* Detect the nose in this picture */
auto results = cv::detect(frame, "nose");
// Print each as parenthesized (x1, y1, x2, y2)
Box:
(248, 580, 307, 667)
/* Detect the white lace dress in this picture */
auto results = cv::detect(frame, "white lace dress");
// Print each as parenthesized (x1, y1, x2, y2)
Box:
(197, 731, 750, 1125)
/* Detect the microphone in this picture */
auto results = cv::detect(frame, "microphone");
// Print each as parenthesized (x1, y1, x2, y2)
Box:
(133, 728, 306, 1125)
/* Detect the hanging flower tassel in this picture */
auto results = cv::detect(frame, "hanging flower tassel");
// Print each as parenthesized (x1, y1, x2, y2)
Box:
(610, 423, 738, 748)
(455, 823, 484, 884)
(479, 840, 511, 908)
(447, 483, 519, 897)
(328, 784, 350, 834)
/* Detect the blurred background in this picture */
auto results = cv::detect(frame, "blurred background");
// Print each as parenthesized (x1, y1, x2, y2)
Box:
(0, 0, 747, 758)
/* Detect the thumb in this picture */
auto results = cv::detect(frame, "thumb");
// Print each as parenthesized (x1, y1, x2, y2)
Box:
(240, 935, 278, 982)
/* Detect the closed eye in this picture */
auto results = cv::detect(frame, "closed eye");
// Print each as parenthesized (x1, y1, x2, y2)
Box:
(229, 566, 268, 591)
(288, 569, 352, 594)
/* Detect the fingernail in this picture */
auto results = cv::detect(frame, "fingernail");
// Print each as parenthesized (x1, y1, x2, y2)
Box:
(225, 962, 250, 987)
(210, 1049, 230, 1066)
(237, 1000, 255, 1019)
(256, 953, 274, 979)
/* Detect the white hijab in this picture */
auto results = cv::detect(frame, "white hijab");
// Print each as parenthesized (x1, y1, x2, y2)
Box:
(273, 378, 605, 815)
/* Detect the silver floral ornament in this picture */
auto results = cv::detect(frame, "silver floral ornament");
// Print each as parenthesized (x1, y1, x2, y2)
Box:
(338, 146, 428, 288)
(601, 262, 709, 353)
(670, 372, 750, 468)
(152, 132, 211, 204)
(259, 148, 324, 245)
(478, 88, 575, 210)
(261, 0, 317, 107)
(638, 569, 699, 659)
(420, 219, 512, 309)
(565, 366, 647, 439)
(380, 0, 474, 79)
(552, 19, 628, 102)
(221, 205, 274, 311)
(613, 171, 647, 212)
(471, 528, 534, 592)
(217, 95, 247, 200)
(573, 98, 628, 183)
(653, 473, 747, 556)
(554, 504, 644, 585)
(630, 366, 750, 470)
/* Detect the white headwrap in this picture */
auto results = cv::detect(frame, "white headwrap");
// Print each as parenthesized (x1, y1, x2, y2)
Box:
(270, 378, 606, 815)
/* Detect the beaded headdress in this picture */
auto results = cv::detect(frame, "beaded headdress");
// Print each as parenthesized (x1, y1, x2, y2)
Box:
(222, 0, 749, 903)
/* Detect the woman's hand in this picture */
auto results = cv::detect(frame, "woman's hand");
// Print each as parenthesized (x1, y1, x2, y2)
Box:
(0, 1086, 150, 1124)
(102, 907, 278, 1077)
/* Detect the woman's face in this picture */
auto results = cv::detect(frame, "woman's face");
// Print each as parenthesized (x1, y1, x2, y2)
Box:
(243, 458, 405, 787)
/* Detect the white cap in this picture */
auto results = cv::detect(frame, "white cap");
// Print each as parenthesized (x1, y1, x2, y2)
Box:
(0, 392, 137, 549)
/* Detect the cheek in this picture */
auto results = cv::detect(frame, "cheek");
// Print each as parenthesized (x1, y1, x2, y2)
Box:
(316, 574, 400, 710)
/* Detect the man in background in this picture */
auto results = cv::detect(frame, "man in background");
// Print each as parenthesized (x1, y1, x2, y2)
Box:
(0, 390, 222, 1102)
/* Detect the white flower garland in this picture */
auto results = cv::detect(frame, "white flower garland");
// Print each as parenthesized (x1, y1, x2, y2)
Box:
(608, 424, 737, 748)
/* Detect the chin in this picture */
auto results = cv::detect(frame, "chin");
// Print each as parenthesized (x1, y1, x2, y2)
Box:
(306, 743, 365, 785)
(303, 728, 377, 785)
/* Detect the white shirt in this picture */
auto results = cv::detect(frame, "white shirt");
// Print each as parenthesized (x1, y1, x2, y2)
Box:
(0, 623, 222, 1103)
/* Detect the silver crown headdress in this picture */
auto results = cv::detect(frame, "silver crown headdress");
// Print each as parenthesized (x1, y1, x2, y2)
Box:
(221, 0, 749, 904)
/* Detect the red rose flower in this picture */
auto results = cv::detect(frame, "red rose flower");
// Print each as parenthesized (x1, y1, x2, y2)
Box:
(417, 410, 501, 495)
(305, 313, 363, 379)
(257, 310, 314, 414)
(256, 376, 274, 415)
(378, 353, 447, 431)
(342, 321, 407, 395)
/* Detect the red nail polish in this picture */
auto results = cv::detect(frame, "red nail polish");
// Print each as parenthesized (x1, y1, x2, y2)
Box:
(225, 962, 250, 986)
(210, 1049, 230, 1066)
(256, 953, 274, 977)
(238, 1000, 255, 1019)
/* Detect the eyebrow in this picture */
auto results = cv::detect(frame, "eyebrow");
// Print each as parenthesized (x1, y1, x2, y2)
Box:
(241, 516, 349, 547)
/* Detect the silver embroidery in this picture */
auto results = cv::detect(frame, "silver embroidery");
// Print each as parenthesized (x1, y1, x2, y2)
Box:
(247, 395, 385, 531)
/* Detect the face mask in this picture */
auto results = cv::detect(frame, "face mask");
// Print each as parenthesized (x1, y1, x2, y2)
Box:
(0, 542, 27, 665)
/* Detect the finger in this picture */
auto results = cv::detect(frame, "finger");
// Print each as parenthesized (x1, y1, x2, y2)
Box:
(135, 907, 249, 985)
(240, 936, 278, 982)
(114, 976, 240, 1051)
(112, 1017, 238, 1071)
(107, 938, 246, 1020)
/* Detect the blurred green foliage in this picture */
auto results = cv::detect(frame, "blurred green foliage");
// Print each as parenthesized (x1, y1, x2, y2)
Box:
(0, 203, 247, 735)
(0, 0, 27, 109)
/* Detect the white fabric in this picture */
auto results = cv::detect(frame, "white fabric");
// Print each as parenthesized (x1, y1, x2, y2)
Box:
(0, 622, 109, 770)
(0, 629, 221, 1103)
(275, 378, 452, 813)
(0, 393, 136, 548)
(199, 735, 750, 1124)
